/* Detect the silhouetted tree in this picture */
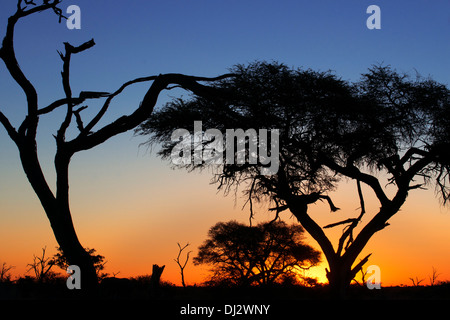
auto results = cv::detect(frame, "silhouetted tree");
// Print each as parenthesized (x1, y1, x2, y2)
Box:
(138, 61, 449, 297)
(26, 247, 57, 283)
(0, 1, 232, 292)
(193, 220, 321, 286)
(174, 242, 191, 288)
(0, 262, 15, 283)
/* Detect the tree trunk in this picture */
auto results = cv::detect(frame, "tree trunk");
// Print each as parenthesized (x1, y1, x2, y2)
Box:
(287, 197, 359, 298)
(150, 264, 165, 297)
(326, 258, 354, 299)
(55, 149, 99, 293)
(285, 181, 410, 299)
(19, 144, 99, 294)
(150, 264, 165, 288)
(286, 198, 350, 296)
(51, 205, 99, 293)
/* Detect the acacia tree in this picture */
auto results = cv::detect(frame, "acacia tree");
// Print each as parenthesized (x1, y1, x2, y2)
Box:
(194, 221, 321, 286)
(0, 0, 231, 292)
(138, 61, 449, 297)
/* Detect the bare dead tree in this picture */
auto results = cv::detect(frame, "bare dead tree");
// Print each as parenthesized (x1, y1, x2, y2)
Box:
(174, 242, 192, 288)
(0, 0, 233, 292)
(429, 266, 441, 286)
(26, 246, 56, 282)
(409, 276, 425, 287)
(0, 262, 15, 282)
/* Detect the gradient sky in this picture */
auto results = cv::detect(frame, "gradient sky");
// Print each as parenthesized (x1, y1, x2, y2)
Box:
(0, 0, 449, 286)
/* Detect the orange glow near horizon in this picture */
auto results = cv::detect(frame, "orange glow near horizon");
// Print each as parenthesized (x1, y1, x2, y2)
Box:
(1, 137, 450, 289)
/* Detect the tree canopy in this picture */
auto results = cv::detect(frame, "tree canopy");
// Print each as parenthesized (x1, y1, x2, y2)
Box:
(139, 61, 449, 205)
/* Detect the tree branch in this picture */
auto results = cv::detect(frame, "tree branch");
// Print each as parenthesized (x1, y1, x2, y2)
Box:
(73, 106, 88, 132)
(1, 1, 68, 140)
(436, 167, 450, 204)
(323, 218, 358, 230)
(399, 147, 430, 167)
(268, 201, 289, 223)
(1, 11, 38, 139)
(0, 110, 20, 143)
(404, 153, 434, 183)
(67, 73, 234, 153)
(350, 253, 372, 281)
(322, 155, 390, 207)
(356, 179, 365, 215)
(318, 194, 340, 212)
(56, 40, 96, 145)
(15, 0, 66, 21)
(37, 91, 110, 116)
(326, 180, 367, 256)
(14, 91, 110, 137)
(81, 75, 158, 136)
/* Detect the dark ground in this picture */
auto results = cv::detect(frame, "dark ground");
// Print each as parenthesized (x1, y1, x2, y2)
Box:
(2, 280, 449, 318)
(1, 277, 450, 300)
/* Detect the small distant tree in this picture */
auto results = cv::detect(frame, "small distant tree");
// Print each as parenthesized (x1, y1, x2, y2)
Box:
(193, 220, 321, 286)
(429, 267, 441, 286)
(409, 276, 425, 287)
(174, 242, 191, 288)
(26, 247, 57, 283)
(0, 262, 15, 283)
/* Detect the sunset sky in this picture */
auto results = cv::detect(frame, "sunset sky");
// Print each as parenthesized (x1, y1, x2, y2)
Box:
(0, 1, 449, 287)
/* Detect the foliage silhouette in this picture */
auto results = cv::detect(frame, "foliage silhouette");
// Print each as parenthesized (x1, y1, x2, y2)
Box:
(193, 220, 321, 287)
(138, 61, 450, 297)
(51, 246, 109, 279)
(26, 247, 57, 283)
(0, 0, 232, 292)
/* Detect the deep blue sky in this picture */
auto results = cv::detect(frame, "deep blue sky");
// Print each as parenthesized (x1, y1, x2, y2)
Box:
(1, 1, 449, 119)
(0, 1, 449, 281)
(1, 0, 449, 155)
